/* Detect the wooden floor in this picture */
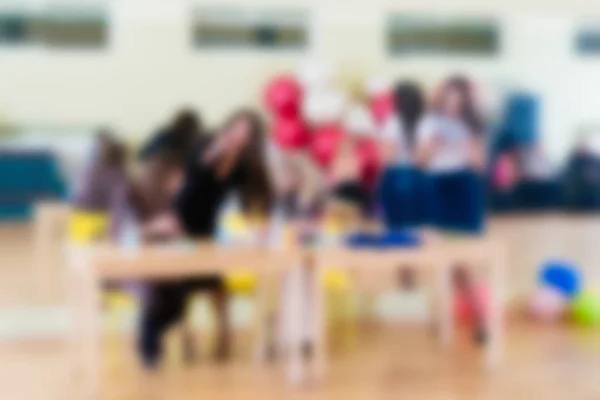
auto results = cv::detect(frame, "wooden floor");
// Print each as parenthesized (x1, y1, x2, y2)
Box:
(2, 322, 600, 400)
(1, 215, 600, 399)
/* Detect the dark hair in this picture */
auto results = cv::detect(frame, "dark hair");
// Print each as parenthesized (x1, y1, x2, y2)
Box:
(434, 75, 484, 136)
(130, 149, 184, 222)
(95, 128, 126, 169)
(219, 109, 274, 214)
(394, 81, 424, 146)
(140, 109, 203, 162)
(150, 149, 185, 172)
(170, 108, 203, 142)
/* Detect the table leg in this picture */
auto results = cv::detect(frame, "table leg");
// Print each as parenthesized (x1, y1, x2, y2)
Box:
(68, 255, 83, 399)
(282, 255, 327, 387)
(69, 251, 101, 400)
(308, 258, 326, 383)
(84, 268, 101, 399)
(436, 262, 453, 347)
(34, 206, 50, 301)
(255, 269, 279, 364)
(34, 203, 69, 302)
(284, 266, 305, 386)
(485, 249, 505, 370)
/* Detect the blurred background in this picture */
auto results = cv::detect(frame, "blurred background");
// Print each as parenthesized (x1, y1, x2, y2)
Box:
(2, 1, 600, 212)
(1, 0, 600, 399)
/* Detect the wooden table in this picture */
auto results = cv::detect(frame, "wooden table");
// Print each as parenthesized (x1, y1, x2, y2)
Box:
(33, 201, 70, 301)
(67, 242, 299, 400)
(68, 236, 507, 397)
(304, 236, 507, 380)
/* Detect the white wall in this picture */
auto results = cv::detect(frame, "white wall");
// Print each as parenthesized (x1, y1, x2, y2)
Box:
(0, 0, 599, 160)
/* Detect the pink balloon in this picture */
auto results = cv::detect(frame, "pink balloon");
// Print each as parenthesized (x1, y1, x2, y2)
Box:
(369, 92, 395, 124)
(529, 286, 567, 322)
(354, 138, 381, 188)
(493, 154, 518, 191)
(273, 118, 310, 150)
(310, 124, 345, 168)
(264, 76, 302, 118)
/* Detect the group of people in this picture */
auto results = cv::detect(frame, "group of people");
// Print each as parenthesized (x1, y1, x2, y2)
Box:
(73, 74, 488, 368)
(491, 136, 600, 212)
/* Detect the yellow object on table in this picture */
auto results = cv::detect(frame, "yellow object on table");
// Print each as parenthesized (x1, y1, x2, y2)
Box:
(222, 212, 251, 236)
(68, 211, 109, 244)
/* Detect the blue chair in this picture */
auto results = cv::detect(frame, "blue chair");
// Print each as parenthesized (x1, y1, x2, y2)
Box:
(0, 150, 67, 221)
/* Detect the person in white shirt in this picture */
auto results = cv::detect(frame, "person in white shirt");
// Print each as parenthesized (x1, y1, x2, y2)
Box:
(377, 81, 428, 229)
(416, 76, 486, 233)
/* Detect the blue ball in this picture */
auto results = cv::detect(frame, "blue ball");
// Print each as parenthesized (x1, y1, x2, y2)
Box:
(539, 261, 582, 298)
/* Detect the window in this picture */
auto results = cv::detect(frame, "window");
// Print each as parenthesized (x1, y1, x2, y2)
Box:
(576, 26, 600, 55)
(0, 13, 35, 45)
(193, 8, 308, 50)
(0, 6, 108, 49)
(37, 7, 108, 49)
(387, 15, 499, 56)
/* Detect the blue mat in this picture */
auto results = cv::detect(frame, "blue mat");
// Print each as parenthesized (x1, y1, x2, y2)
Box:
(345, 230, 421, 249)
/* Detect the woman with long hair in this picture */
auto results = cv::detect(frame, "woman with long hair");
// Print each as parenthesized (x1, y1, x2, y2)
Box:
(416, 75, 488, 342)
(139, 108, 204, 162)
(417, 75, 486, 232)
(137, 109, 273, 368)
(377, 80, 427, 230)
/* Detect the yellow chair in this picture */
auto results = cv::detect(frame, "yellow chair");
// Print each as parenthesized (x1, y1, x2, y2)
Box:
(225, 270, 257, 294)
(222, 211, 354, 327)
(69, 210, 137, 321)
(221, 212, 258, 294)
(322, 268, 351, 292)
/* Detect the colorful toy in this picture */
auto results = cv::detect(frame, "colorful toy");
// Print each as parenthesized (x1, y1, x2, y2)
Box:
(529, 285, 567, 322)
(539, 261, 581, 298)
(570, 290, 600, 327)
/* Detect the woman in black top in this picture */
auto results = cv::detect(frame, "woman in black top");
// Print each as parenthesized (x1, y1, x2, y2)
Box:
(139, 109, 204, 162)
(139, 110, 273, 367)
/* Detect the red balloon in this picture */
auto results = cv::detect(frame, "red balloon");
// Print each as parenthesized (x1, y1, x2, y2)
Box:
(273, 118, 309, 150)
(264, 76, 302, 118)
(354, 138, 381, 188)
(369, 92, 395, 124)
(310, 125, 345, 168)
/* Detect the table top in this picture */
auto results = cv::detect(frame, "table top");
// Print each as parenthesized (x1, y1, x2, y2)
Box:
(68, 235, 506, 281)
(68, 241, 302, 280)
(312, 235, 505, 270)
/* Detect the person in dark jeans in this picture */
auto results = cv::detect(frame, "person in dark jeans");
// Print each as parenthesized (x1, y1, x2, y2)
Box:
(137, 109, 273, 368)
(564, 142, 600, 211)
(416, 76, 488, 343)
